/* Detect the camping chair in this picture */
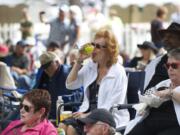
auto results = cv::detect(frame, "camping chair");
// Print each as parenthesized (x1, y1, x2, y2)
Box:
(0, 86, 28, 131)
(112, 70, 145, 133)
(125, 70, 145, 119)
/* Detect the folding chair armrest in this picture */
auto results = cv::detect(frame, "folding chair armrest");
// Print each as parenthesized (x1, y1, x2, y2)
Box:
(110, 104, 136, 111)
(0, 86, 28, 94)
(3, 93, 18, 101)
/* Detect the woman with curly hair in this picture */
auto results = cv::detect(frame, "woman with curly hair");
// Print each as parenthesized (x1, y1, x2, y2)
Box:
(59, 28, 129, 135)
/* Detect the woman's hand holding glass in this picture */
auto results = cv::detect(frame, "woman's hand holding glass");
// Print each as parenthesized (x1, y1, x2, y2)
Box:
(76, 43, 94, 65)
(72, 112, 89, 119)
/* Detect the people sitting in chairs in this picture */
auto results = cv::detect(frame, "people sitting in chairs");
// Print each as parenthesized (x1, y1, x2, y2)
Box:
(5, 40, 32, 90)
(1, 89, 58, 135)
(78, 108, 117, 135)
(125, 48, 180, 135)
(59, 28, 129, 135)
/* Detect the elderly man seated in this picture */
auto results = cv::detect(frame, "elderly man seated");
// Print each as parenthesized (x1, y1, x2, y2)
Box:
(35, 51, 84, 120)
(34, 51, 73, 119)
(78, 108, 121, 135)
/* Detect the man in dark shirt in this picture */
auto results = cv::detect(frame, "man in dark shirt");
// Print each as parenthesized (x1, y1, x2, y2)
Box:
(151, 6, 168, 49)
(5, 40, 31, 89)
(145, 22, 180, 91)
(35, 51, 74, 119)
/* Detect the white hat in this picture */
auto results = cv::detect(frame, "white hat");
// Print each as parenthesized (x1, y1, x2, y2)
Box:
(0, 62, 16, 89)
(59, 4, 69, 13)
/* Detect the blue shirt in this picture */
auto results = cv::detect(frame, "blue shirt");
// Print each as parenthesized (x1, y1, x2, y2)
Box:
(48, 18, 69, 46)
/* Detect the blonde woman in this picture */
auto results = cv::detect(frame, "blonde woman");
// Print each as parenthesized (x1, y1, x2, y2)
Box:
(60, 29, 129, 135)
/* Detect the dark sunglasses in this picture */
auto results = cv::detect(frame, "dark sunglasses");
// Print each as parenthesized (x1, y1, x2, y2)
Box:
(20, 103, 33, 113)
(41, 61, 52, 69)
(165, 62, 180, 70)
(91, 42, 107, 49)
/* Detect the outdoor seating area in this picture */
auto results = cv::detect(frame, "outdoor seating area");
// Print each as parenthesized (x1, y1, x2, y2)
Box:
(0, 0, 180, 135)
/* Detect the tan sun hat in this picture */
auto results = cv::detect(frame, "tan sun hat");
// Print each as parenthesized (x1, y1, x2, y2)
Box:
(39, 51, 60, 69)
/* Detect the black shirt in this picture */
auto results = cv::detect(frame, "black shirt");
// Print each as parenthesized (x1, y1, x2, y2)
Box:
(5, 53, 29, 69)
(35, 65, 72, 119)
(127, 57, 143, 68)
(144, 86, 179, 128)
(146, 100, 179, 128)
(151, 19, 164, 48)
(88, 81, 99, 111)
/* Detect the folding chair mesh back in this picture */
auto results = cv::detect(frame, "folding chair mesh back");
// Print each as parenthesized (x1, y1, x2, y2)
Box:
(126, 71, 145, 119)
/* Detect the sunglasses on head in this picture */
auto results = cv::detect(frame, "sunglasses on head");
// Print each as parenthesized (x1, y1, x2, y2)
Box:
(91, 42, 106, 49)
(165, 62, 180, 70)
(20, 103, 33, 113)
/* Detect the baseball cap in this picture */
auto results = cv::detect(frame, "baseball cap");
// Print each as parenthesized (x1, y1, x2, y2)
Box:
(78, 109, 116, 128)
(16, 40, 27, 47)
(137, 41, 158, 53)
(39, 51, 59, 69)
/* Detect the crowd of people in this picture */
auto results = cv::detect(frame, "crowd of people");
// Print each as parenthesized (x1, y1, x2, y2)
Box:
(0, 3, 180, 135)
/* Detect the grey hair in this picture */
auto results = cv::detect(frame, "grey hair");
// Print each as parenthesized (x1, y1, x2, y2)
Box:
(96, 121, 116, 135)
(108, 127, 116, 135)
(168, 48, 180, 60)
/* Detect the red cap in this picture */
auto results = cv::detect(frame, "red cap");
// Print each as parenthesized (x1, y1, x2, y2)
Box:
(0, 44, 9, 57)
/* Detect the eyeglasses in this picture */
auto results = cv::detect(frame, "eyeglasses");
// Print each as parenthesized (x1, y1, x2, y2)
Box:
(20, 103, 33, 113)
(91, 42, 107, 49)
(165, 62, 180, 70)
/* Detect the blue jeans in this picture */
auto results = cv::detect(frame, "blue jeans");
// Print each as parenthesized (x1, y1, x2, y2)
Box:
(11, 71, 33, 90)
